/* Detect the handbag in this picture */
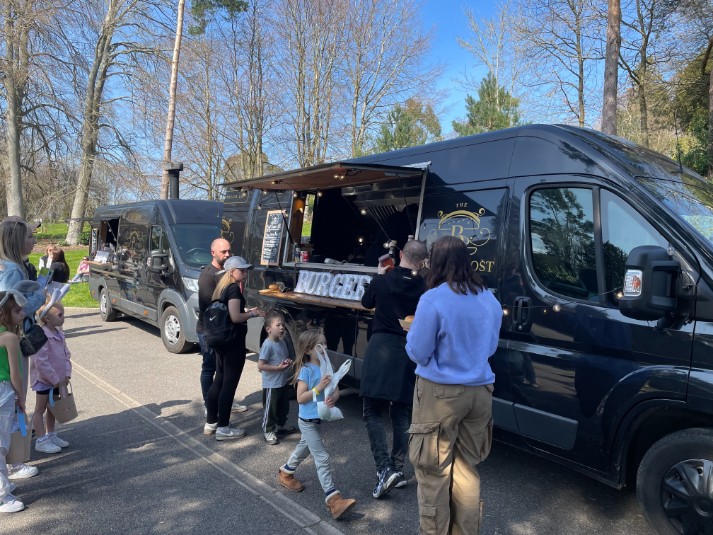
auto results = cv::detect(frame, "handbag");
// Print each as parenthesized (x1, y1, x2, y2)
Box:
(21, 323, 49, 355)
(48, 381, 78, 423)
(7, 409, 31, 464)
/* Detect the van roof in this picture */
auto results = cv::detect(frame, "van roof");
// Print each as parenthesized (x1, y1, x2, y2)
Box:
(92, 199, 223, 225)
(223, 124, 699, 193)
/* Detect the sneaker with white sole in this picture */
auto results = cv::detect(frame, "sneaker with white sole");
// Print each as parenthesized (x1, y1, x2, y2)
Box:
(204, 422, 218, 435)
(393, 471, 408, 488)
(264, 431, 279, 445)
(0, 494, 25, 513)
(372, 467, 398, 499)
(231, 401, 248, 413)
(50, 434, 69, 448)
(35, 438, 62, 454)
(7, 464, 38, 480)
(216, 426, 246, 441)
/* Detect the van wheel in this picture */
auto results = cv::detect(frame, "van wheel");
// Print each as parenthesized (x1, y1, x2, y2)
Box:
(160, 306, 190, 354)
(99, 288, 118, 322)
(637, 428, 713, 535)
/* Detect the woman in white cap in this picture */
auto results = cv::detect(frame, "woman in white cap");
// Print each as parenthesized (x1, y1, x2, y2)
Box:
(204, 256, 265, 440)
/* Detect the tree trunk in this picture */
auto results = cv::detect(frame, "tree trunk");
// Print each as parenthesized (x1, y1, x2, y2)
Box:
(161, 0, 185, 199)
(4, 87, 24, 216)
(65, 1, 117, 245)
(638, 84, 650, 148)
(602, 0, 621, 135)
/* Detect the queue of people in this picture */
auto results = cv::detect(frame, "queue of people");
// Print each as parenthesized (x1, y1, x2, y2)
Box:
(0, 217, 75, 514)
(193, 233, 501, 531)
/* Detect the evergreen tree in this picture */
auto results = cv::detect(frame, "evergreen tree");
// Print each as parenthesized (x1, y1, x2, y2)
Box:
(452, 73, 521, 136)
(373, 98, 441, 152)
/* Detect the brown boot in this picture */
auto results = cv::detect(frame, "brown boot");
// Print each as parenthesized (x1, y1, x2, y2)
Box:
(278, 470, 304, 492)
(326, 492, 356, 520)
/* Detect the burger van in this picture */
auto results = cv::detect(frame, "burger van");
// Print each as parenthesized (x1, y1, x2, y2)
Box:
(223, 124, 713, 535)
(87, 199, 243, 353)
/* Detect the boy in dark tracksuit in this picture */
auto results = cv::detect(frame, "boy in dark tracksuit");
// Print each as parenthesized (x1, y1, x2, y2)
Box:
(258, 311, 294, 445)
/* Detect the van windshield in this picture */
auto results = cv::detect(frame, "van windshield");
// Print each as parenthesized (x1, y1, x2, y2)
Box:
(636, 171, 713, 246)
(171, 224, 222, 268)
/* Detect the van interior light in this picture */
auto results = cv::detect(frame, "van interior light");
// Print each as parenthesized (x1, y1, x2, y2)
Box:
(334, 174, 345, 181)
(358, 237, 364, 244)
(552, 303, 561, 312)
(317, 191, 323, 197)
(360, 209, 367, 215)
(502, 308, 509, 316)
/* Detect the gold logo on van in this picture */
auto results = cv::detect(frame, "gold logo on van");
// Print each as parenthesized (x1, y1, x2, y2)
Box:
(428, 208, 494, 273)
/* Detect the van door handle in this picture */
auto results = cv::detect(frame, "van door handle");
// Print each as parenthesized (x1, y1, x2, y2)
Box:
(513, 297, 532, 331)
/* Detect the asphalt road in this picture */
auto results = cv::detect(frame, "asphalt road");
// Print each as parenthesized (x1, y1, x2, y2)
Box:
(3, 310, 656, 535)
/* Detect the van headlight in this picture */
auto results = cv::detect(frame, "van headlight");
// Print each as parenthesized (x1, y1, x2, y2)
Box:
(183, 277, 199, 293)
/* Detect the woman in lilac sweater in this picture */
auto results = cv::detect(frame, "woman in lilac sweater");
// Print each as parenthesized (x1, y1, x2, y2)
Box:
(405, 235, 502, 535)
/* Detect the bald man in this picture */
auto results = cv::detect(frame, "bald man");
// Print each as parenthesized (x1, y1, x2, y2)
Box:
(196, 238, 247, 413)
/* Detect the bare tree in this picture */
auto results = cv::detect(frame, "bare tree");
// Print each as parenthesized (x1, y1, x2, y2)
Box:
(602, 0, 621, 134)
(514, 0, 605, 126)
(458, 0, 525, 106)
(160, 0, 185, 199)
(275, 0, 347, 167)
(0, 0, 64, 217)
(65, 0, 171, 244)
(344, 0, 437, 156)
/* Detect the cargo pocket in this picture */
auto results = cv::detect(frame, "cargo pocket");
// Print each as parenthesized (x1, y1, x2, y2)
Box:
(476, 417, 494, 462)
(419, 505, 438, 534)
(408, 422, 441, 470)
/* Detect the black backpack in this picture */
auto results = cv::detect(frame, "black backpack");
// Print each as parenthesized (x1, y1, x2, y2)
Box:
(203, 285, 240, 348)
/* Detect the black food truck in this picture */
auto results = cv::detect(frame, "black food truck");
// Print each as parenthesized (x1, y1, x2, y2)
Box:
(222, 124, 713, 535)
(87, 199, 230, 353)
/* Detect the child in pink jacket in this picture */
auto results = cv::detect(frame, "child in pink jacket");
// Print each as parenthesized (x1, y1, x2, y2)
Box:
(30, 301, 71, 454)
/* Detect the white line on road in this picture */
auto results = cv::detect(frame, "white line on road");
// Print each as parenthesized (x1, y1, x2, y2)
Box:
(72, 361, 344, 535)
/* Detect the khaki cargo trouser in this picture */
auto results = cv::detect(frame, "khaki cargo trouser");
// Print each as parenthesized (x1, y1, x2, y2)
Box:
(408, 376, 494, 535)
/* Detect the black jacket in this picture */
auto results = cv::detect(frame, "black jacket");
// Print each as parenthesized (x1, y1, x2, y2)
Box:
(360, 266, 425, 402)
(361, 266, 425, 338)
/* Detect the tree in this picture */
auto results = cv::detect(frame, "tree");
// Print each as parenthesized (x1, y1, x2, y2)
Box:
(514, 0, 604, 126)
(452, 73, 521, 136)
(602, 0, 621, 134)
(344, 0, 438, 156)
(372, 98, 441, 152)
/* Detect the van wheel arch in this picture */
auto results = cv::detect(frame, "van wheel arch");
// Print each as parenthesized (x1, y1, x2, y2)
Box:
(160, 305, 191, 354)
(636, 427, 713, 535)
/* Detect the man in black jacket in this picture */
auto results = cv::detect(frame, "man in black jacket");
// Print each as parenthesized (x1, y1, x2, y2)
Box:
(360, 238, 427, 499)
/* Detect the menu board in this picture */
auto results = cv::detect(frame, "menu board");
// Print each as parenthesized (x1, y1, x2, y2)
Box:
(261, 210, 284, 265)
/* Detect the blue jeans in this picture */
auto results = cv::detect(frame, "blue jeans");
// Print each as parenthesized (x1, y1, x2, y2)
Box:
(363, 396, 411, 473)
(197, 333, 216, 403)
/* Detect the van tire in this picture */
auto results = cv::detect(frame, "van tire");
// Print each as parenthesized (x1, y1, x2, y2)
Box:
(636, 428, 713, 535)
(99, 288, 118, 322)
(160, 306, 190, 354)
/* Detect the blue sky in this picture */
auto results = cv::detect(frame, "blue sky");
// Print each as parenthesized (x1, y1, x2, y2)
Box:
(420, 1, 494, 133)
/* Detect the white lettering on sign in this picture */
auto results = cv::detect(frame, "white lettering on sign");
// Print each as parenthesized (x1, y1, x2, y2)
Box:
(294, 270, 372, 301)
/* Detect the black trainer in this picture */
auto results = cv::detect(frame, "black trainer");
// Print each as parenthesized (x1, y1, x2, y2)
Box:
(372, 467, 398, 499)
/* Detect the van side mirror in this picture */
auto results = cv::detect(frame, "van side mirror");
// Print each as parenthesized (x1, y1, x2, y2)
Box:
(619, 246, 679, 320)
(147, 250, 169, 273)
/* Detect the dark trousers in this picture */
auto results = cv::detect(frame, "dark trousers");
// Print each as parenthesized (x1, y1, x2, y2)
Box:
(197, 333, 216, 403)
(363, 396, 411, 473)
(206, 346, 246, 427)
(261, 385, 291, 432)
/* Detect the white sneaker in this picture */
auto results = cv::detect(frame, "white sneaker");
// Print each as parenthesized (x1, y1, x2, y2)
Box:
(7, 464, 38, 480)
(35, 438, 62, 454)
(0, 494, 25, 513)
(204, 422, 218, 435)
(216, 426, 246, 441)
(264, 431, 279, 445)
(50, 434, 69, 448)
(231, 401, 248, 413)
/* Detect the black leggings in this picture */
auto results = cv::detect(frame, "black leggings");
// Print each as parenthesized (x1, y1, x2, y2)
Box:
(206, 345, 246, 427)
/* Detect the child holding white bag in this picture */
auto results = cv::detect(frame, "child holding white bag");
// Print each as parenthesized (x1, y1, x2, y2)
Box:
(30, 300, 71, 454)
(277, 328, 356, 520)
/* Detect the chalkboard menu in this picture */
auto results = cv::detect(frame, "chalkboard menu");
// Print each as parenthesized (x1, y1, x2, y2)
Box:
(261, 210, 284, 265)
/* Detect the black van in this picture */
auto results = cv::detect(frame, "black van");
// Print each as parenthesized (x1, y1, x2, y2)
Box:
(223, 124, 713, 535)
(88, 199, 226, 353)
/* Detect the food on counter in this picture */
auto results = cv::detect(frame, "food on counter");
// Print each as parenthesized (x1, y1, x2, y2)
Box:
(268, 284, 279, 291)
